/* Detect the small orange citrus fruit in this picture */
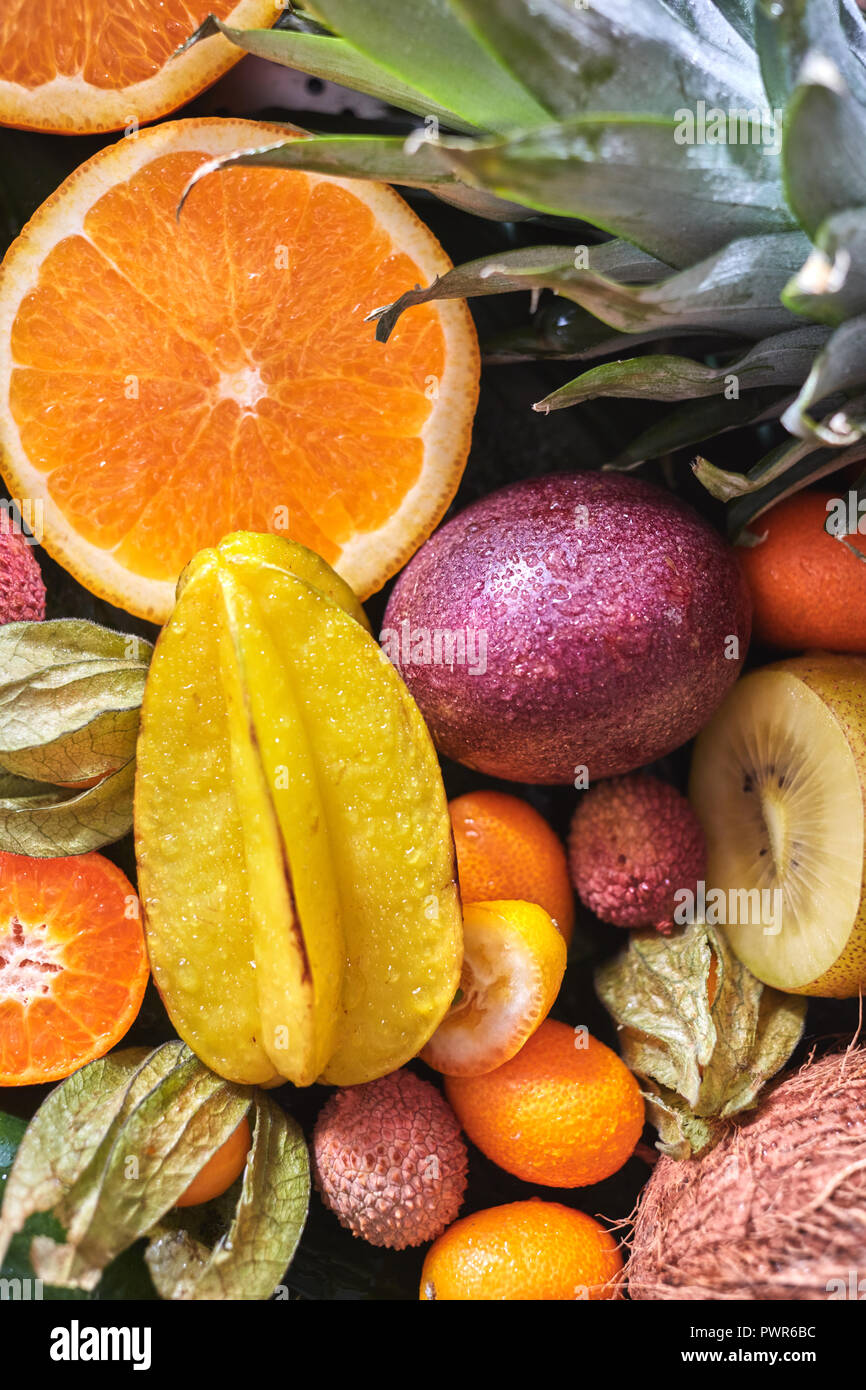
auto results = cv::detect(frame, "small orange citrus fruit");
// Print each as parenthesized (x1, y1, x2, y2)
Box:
(175, 1115, 252, 1208)
(421, 900, 566, 1077)
(738, 490, 866, 651)
(420, 1199, 623, 1301)
(445, 1018, 644, 1187)
(449, 791, 574, 944)
(0, 850, 149, 1085)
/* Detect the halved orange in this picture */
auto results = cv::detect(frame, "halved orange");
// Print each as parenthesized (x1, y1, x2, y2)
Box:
(0, 2, 276, 135)
(421, 900, 566, 1077)
(0, 118, 479, 622)
(0, 850, 149, 1085)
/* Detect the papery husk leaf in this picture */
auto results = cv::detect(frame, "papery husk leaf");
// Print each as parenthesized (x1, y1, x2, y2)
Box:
(0, 757, 136, 855)
(595, 920, 806, 1157)
(28, 1044, 253, 1291)
(145, 1096, 309, 1301)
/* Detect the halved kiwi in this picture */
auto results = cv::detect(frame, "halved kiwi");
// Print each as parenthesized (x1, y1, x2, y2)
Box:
(689, 654, 866, 996)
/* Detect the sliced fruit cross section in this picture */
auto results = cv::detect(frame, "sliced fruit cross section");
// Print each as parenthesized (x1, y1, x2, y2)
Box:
(689, 654, 866, 997)
(134, 533, 463, 1086)
(0, 118, 479, 622)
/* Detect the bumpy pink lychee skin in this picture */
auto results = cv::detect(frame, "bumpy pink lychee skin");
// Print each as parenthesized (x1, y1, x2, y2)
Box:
(313, 1070, 468, 1250)
(0, 531, 45, 624)
(568, 773, 706, 929)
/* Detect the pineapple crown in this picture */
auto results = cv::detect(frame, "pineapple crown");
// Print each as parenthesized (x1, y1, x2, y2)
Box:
(181, 1, 866, 538)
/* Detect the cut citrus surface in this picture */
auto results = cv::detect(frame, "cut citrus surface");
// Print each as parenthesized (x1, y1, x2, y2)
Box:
(0, 119, 479, 622)
(0, 850, 149, 1085)
(421, 900, 566, 1077)
(0, 2, 277, 135)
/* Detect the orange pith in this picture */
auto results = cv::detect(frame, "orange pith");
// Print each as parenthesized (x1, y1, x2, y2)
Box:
(0, 119, 479, 622)
(449, 791, 575, 944)
(175, 1115, 252, 1208)
(420, 899, 567, 1077)
(0, 2, 278, 135)
(445, 1018, 645, 1188)
(420, 1199, 623, 1301)
(0, 850, 149, 1086)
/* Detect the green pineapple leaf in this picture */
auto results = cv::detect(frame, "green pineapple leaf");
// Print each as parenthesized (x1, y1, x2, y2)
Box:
(606, 388, 792, 469)
(450, 0, 766, 119)
(726, 433, 866, 536)
(440, 119, 795, 265)
(532, 325, 824, 412)
(783, 207, 866, 326)
(369, 240, 668, 342)
(177, 132, 526, 222)
(300, 0, 552, 131)
(177, 15, 481, 134)
(781, 316, 866, 442)
(782, 55, 866, 239)
(755, 0, 866, 110)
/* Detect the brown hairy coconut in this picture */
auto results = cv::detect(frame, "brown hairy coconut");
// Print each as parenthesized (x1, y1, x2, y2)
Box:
(313, 1069, 468, 1250)
(627, 1046, 866, 1299)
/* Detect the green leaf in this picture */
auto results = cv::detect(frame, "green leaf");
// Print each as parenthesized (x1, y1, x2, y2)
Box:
(177, 16, 480, 133)
(781, 315, 866, 441)
(605, 388, 792, 469)
(145, 1096, 309, 1301)
(533, 326, 823, 412)
(0, 756, 136, 855)
(0, 620, 150, 785)
(782, 55, 866, 240)
(595, 920, 806, 1158)
(304, 0, 552, 132)
(726, 433, 866, 535)
(784, 207, 866, 326)
(441, 119, 795, 267)
(178, 132, 526, 222)
(755, 0, 866, 110)
(450, 0, 766, 120)
(0, 1050, 150, 1268)
(370, 240, 668, 342)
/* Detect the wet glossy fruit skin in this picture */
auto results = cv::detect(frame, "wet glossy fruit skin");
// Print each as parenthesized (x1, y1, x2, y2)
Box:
(175, 1116, 252, 1208)
(383, 473, 752, 784)
(420, 1199, 623, 1300)
(449, 791, 574, 943)
(445, 1018, 645, 1187)
(135, 533, 462, 1088)
(737, 490, 866, 651)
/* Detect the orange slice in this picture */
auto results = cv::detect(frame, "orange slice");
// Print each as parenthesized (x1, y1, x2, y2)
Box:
(0, 118, 479, 622)
(421, 900, 566, 1078)
(0, 2, 277, 135)
(0, 850, 149, 1086)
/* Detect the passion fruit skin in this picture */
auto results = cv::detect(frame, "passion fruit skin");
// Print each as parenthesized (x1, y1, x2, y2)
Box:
(382, 473, 752, 784)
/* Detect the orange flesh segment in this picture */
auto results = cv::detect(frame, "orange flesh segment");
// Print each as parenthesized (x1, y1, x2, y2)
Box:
(8, 153, 446, 583)
(0, 0, 241, 89)
(0, 851, 149, 1085)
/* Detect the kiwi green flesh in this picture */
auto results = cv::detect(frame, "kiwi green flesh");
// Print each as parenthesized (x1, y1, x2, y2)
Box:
(689, 669, 864, 991)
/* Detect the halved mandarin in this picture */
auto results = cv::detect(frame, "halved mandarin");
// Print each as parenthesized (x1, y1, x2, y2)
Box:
(0, 118, 479, 622)
(0, 2, 277, 135)
(0, 850, 149, 1085)
(421, 900, 566, 1078)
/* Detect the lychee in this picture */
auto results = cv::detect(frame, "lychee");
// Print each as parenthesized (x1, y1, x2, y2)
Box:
(0, 529, 45, 624)
(568, 773, 706, 930)
(313, 1069, 468, 1249)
